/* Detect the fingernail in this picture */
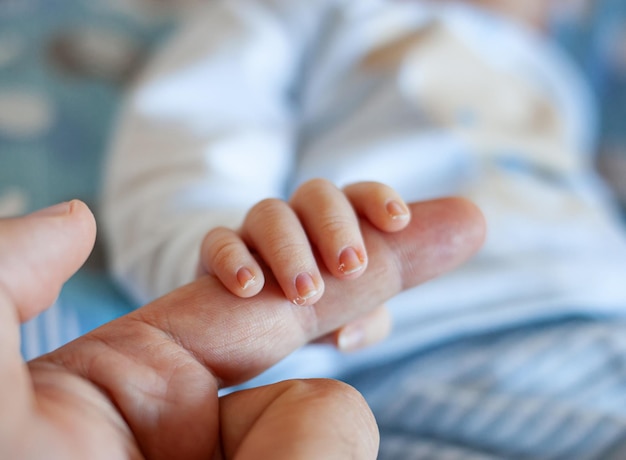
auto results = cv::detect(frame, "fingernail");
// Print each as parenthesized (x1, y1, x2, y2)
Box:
(31, 201, 71, 218)
(293, 272, 319, 306)
(237, 267, 256, 290)
(386, 200, 410, 220)
(338, 247, 366, 275)
(338, 325, 365, 352)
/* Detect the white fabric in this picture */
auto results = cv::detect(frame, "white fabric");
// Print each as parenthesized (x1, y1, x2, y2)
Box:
(102, 0, 626, 383)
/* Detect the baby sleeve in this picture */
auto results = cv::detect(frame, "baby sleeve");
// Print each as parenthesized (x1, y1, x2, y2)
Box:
(101, 0, 325, 303)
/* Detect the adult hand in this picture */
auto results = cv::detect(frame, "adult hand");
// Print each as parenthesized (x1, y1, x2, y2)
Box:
(0, 198, 484, 459)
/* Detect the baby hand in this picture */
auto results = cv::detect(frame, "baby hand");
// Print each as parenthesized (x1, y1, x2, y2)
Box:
(198, 179, 410, 351)
(199, 179, 411, 304)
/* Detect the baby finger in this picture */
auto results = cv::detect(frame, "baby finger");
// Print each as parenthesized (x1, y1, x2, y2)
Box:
(199, 226, 264, 297)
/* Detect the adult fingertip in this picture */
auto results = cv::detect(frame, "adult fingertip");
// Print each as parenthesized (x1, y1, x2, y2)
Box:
(382, 197, 486, 294)
(68, 198, 96, 224)
(445, 196, 487, 252)
(30, 199, 96, 241)
(13, 199, 97, 322)
(64, 200, 98, 255)
(29, 200, 73, 218)
(67, 198, 92, 216)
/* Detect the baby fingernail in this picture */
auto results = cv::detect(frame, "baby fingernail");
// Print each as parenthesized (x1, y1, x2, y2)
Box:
(386, 200, 410, 220)
(237, 267, 256, 290)
(293, 272, 319, 305)
(338, 247, 366, 275)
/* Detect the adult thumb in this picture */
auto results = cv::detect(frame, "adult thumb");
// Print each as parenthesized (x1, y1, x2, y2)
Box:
(0, 200, 96, 322)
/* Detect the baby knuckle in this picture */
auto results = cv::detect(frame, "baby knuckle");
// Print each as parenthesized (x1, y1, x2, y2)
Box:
(248, 198, 287, 221)
(209, 238, 245, 267)
(318, 215, 354, 235)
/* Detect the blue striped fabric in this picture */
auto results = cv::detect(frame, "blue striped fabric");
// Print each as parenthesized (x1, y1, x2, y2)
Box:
(346, 319, 626, 459)
(18, 271, 135, 359)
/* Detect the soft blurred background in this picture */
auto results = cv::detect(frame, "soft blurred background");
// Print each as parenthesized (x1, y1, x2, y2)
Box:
(0, 0, 624, 358)
(0, 0, 205, 357)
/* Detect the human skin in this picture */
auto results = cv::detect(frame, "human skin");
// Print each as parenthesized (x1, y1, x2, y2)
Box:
(0, 198, 485, 459)
(200, 180, 412, 306)
(199, 179, 412, 351)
